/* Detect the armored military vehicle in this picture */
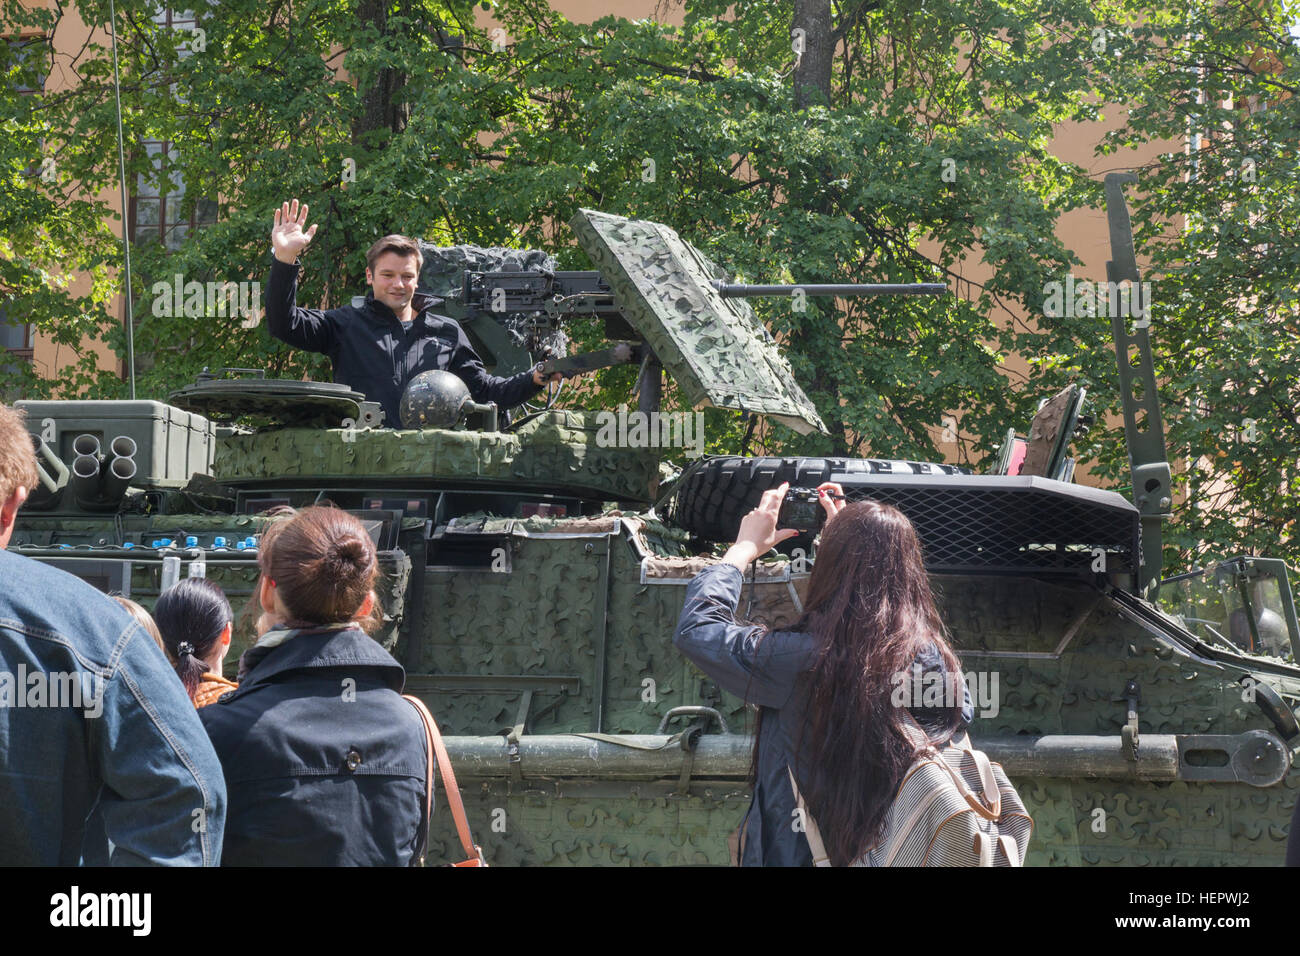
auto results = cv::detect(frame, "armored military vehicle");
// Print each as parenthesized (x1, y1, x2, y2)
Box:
(13, 183, 1300, 866)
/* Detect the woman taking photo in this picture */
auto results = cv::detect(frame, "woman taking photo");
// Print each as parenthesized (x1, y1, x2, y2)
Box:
(199, 505, 428, 866)
(673, 482, 972, 867)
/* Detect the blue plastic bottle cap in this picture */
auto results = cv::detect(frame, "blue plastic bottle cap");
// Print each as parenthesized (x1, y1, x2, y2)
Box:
(123, 542, 134, 550)
(214, 536, 227, 548)
(185, 535, 198, 548)
(236, 541, 247, 551)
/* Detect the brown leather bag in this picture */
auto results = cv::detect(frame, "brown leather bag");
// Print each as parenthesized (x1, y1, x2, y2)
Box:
(404, 694, 488, 867)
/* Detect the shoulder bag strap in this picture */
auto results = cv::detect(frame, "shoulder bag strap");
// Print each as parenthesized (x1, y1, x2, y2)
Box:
(998, 833, 1023, 867)
(905, 717, 1001, 819)
(787, 766, 832, 867)
(403, 694, 488, 867)
(409, 693, 434, 866)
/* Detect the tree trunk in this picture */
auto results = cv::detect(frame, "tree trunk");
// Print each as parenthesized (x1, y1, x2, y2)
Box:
(792, 0, 834, 110)
(351, 0, 411, 143)
(791, 0, 845, 453)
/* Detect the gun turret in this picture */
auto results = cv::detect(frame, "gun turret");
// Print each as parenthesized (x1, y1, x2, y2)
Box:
(422, 211, 953, 432)
(437, 250, 951, 422)
(439, 271, 625, 381)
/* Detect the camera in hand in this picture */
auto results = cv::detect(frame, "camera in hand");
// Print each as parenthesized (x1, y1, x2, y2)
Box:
(778, 487, 824, 532)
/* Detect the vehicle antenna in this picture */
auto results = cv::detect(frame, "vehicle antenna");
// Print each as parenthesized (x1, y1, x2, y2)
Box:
(107, 0, 137, 400)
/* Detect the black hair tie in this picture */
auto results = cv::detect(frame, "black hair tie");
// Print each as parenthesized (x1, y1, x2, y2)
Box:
(177, 642, 195, 656)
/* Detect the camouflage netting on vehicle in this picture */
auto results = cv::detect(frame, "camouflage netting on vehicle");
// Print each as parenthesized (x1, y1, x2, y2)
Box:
(569, 208, 827, 436)
(418, 244, 556, 299)
(426, 785, 750, 866)
(211, 411, 661, 503)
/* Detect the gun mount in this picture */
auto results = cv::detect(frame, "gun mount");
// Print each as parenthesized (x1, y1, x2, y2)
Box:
(425, 210, 950, 422)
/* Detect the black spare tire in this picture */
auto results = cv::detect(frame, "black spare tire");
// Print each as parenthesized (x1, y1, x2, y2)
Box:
(669, 455, 964, 544)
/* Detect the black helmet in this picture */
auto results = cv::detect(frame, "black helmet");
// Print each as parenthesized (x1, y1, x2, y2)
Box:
(399, 370, 472, 429)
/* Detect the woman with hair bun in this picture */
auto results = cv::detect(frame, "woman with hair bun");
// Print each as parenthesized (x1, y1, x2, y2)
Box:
(198, 505, 428, 866)
(153, 578, 237, 707)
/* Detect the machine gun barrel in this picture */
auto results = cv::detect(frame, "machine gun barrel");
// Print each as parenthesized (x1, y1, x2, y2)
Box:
(711, 281, 948, 298)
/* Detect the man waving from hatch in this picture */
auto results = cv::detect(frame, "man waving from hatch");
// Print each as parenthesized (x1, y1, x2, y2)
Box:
(265, 198, 561, 427)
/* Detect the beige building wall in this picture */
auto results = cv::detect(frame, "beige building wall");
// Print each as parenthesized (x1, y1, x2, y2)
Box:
(14, 1, 122, 389)
(921, 108, 1172, 487)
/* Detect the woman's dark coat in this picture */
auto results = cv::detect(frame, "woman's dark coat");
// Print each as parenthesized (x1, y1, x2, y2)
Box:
(200, 626, 428, 866)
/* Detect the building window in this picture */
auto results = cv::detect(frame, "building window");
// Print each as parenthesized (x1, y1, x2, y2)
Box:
(6, 34, 48, 183)
(0, 313, 35, 358)
(4, 35, 46, 374)
(150, 7, 196, 31)
(130, 10, 214, 249)
(5, 33, 46, 93)
(130, 140, 218, 250)
(0, 309, 35, 377)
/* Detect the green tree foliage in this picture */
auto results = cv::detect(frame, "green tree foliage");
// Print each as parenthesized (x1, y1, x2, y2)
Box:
(0, 30, 121, 399)
(466, 0, 1116, 462)
(1, 0, 1294, 568)
(1089, 0, 1300, 568)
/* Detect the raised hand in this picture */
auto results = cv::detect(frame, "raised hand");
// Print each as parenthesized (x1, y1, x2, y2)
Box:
(271, 199, 318, 264)
(723, 481, 801, 570)
(816, 481, 846, 521)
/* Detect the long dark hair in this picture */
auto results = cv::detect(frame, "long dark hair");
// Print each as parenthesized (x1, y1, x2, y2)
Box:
(155, 578, 233, 699)
(766, 499, 965, 865)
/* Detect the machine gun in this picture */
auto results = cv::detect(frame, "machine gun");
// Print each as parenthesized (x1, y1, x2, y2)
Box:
(438, 270, 624, 378)
(438, 262, 948, 414)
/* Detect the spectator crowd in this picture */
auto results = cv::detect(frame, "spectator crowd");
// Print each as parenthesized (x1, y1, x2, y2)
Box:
(0, 402, 427, 866)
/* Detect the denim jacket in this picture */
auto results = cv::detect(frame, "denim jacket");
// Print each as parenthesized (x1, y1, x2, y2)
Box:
(0, 549, 226, 865)
(672, 563, 972, 867)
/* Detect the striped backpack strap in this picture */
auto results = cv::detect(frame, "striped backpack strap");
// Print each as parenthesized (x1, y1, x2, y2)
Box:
(872, 715, 1030, 866)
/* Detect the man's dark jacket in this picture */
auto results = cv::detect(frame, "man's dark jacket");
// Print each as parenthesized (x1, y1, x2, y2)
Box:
(199, 625, 428, 866)
(265, 257, 541, 427)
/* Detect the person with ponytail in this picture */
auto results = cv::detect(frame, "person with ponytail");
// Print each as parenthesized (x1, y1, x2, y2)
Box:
(153, 579, 237, 707)
(673, 482, 974, 867)
(198, 505, 428, 866)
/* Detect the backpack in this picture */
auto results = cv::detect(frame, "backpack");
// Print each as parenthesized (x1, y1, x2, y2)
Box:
(790, 716, 1033, 866)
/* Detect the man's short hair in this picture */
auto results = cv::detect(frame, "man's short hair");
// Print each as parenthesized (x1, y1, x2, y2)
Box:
(366, 235, 423, 273)
(0, 404, 38, 504)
